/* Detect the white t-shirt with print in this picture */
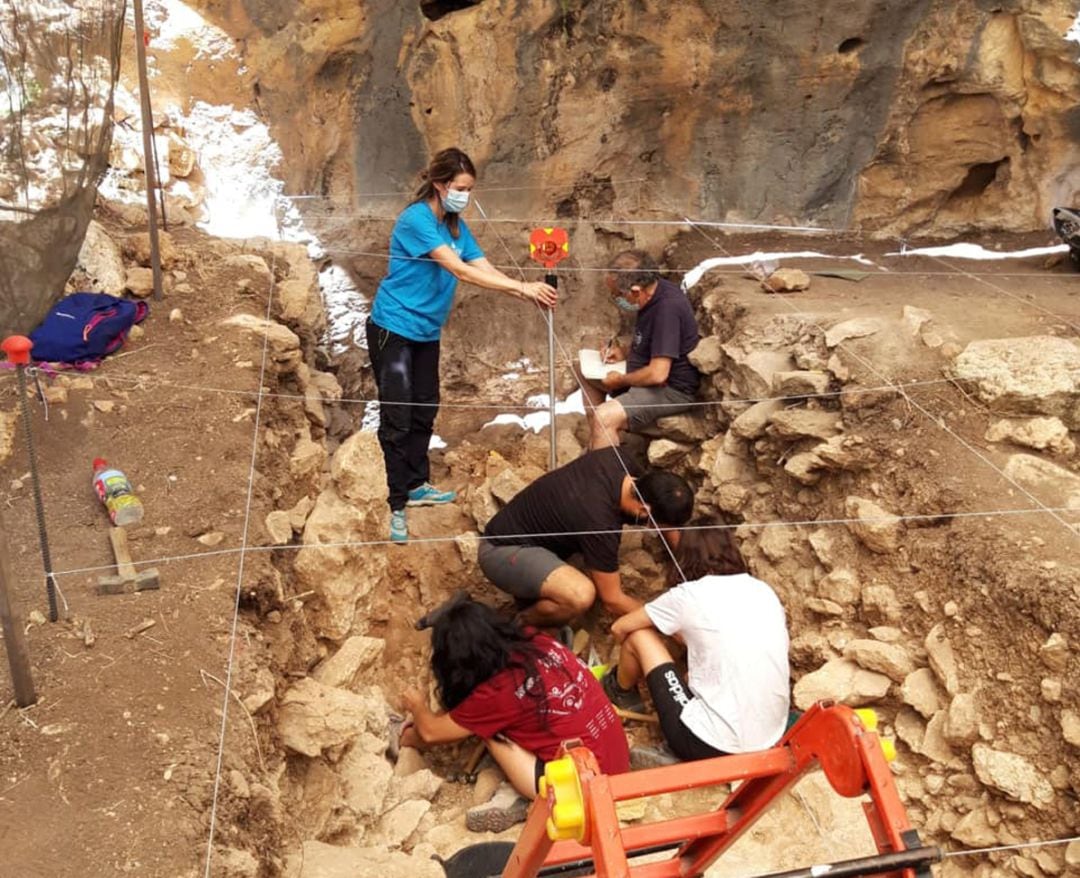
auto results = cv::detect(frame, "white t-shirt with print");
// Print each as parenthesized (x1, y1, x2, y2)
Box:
(644, 573, 790, 753)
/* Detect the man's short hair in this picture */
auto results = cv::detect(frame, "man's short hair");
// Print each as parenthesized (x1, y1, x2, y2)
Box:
(607, 249, 661, 294)
(637, 470, 693, 527)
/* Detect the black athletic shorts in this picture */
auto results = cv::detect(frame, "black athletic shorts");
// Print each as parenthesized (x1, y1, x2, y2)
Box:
(645, 662, 727, 762)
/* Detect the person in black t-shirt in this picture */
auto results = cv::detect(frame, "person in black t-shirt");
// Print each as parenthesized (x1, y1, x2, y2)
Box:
(578, 250, 701, 450)
(479, 448, 694, 625)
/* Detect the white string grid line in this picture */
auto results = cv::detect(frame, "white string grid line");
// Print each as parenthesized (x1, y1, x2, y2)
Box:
(679, 215, 1080, 540)
(201, 250, 278, 878)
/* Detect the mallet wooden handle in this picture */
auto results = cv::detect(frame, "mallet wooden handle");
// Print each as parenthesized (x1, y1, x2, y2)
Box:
(108, 527, 137, 579)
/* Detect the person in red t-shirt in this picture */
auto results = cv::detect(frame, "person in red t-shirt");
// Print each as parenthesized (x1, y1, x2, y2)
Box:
(399, 598, 629, 830)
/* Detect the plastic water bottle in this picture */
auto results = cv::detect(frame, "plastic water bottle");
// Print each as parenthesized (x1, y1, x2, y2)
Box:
(92, 458, 144, 526)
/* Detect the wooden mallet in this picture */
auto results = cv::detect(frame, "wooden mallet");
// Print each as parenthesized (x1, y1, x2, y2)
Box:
(97, 527, 160, 595)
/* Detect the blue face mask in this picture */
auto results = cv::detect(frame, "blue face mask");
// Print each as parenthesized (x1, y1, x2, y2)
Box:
(614, 295, 640, 313)
(441, 188, 470, 213)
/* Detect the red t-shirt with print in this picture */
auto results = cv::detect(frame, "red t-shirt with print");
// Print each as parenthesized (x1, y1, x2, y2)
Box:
(449, 634, 630, 776)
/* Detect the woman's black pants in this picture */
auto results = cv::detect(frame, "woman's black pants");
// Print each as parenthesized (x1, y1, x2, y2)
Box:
(366, 318, 440, 511)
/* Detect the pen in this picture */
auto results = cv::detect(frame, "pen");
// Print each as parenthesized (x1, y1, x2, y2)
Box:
(602, 335, 617, 363)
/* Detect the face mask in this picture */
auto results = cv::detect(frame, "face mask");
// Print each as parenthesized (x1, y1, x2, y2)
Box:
(614, 295, 640, 313)
(441, 188, 470, 213)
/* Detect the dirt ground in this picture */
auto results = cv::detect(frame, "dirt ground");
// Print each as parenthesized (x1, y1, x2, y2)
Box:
(1, 223, 1078, 877)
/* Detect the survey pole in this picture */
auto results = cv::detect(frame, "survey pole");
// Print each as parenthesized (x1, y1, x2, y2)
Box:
(132, 0, 163, 301)
(0, 511, 37, 707)
(529, 228, 570, 471)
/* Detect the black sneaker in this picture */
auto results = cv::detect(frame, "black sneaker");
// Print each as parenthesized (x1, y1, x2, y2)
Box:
(601, 667, 646, 714)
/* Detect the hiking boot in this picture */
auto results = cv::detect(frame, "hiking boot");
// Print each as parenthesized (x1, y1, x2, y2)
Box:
(390, 509, 408, 543)
(601, 667, 646, 714)
(630, 743, 680, 770)
(465, 782, 530, 833)
(407, 482, 457, 506)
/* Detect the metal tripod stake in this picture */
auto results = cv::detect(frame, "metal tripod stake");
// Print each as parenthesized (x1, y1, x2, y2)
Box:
(1, 336, 59, 622)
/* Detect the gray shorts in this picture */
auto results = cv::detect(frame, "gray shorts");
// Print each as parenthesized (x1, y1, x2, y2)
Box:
(478, 541, 565, 602)
(614, 385, 696, 432)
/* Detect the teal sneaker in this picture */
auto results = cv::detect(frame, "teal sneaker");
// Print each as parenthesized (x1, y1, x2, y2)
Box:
(406, 482, 456, 506)
(390, 509, 408, 543)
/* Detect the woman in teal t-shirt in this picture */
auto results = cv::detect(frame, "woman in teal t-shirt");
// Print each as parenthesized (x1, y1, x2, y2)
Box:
(366, 147, 558, 543)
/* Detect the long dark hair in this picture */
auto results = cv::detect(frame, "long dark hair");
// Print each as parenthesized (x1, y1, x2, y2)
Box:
(412, 147, 476, 239)
(431, 598, 553, 713)
(666, 525, 746, 586)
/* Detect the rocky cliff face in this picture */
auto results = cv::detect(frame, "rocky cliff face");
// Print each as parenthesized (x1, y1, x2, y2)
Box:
(185, 0, 1080, 236)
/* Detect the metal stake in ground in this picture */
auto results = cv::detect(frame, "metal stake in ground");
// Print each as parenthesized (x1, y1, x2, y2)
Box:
(0, 508, 37, 706)
(1, 336, 59, 622)
(529, 227, 570, 471)
(132, 0, 163, 302)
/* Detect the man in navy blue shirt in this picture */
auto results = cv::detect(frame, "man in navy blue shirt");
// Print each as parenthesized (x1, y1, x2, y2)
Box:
(580, 250, 701, 449)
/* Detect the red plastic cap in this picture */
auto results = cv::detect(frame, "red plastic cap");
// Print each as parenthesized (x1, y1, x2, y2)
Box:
(92, 457, 108, 471)
(1, 335, 32, 365)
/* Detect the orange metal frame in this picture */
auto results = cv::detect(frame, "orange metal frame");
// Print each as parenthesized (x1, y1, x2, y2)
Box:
(501, 702, 919, 878)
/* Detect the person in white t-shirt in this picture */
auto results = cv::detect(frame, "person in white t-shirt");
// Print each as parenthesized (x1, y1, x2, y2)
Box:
(604, 527, 791, 761)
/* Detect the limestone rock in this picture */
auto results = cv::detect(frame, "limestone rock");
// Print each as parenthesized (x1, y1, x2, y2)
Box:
(806, 597, 844, 616)
(384, 768, 444, 812)
(925, 623, 960, 695)
(768, 409, 843, 441)
(1002, 454, 1080, 512)
(1041, 678, 1062, 703)
(1067, 841, 1080, 868)
(844, 496, 902, 554)
(861, 584, 901, 626)
(467, 482, 500, 530)
(950, 807, 999, 848)
(971, 744, 1054, 809)
(843, 639, 915, 682)
(1039, 632, 1069, 672)
(125, 266, 155, 298)
(1061, 709, 1080, 747)
(688, 336, 723, 374)
(944, 693, 979, 747)
(765, 268, 810, 292)
(817, 569, 860, 605)
(951, 337, 1080, 428)
(337, 748, 392, 818)
(125, 230, 179, 269)
(393, 747, 428, 778)
(808, 529, 840, 568)
(902, 306, 933, 337)
(454, 531, 480, 567)
(894, 706, 926, 752)
(773, 370, 831, 397)
(284, 841, 444, 878)
(76, 221, 125, 295)
(793, 658, 891, 710)
(647, 438, 692, 466)
(312, 636, 385, 689)
(920, 711, 957, 765)
(290, 433, 327, 480)
(757, 526, 797, 563)
(901, 668, 946, 719)
(214, 847, 259, 878)
(985, 417, 1075, 456)
(241, 668, 276, 715)
(222, 253, 273, 291)
(277, 678, 388, 758)
(374, 799, 430, 848)
(784, 452, 824, 485)
(294, 487, 388, 641)
(224, 313, 302, 373)
(720, 343, 795, 397)
(288, 495, 315, 532)
(265, 511, 293, 545)
(489, 466, 529, 504)
(731, 399, 784, 439)
(331, 432, 389, 506)
(825, 317, 884, 348)
(646, 413, 710, 443)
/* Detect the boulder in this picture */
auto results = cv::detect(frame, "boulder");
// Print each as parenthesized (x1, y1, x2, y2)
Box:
(283, 841, 444, 878)
(224, 313, 302, 373)
(860, 584, 901, 625)
(808, 529, 840, 568)
(720, 344, 795, 397)
(951, 336, 1080, 428)
(920, 711, 956, 765)
(1002, 455, 1080, 511)
(764, 268, 810, 292)
(312, 636, 385, 689)
(793, 658, 891, 710)
(950, 808, 999, 848)
(125, 266, 155, 298)
(773, 370, 831, 397)
(290, 432, 328, 480)
(971, 744, 1054, 809)
(806, 597, 844, 616)
(844, 496, 902, 554)
(1061, 709, 1080, 747)
(902, 305, 933, 337)
(277, 678, 388, 758)
(731, 400, 785, 439)
(925, 623, 960, 695)
(901, 668, 946, 719)
(76, 221, 125, 295)
(985, 417, 1075, 456)
(784, 452, 824, 485)
(124, 230, 179, 269)
(265, 511, 293, 545)
(843, 640, 915, 682)
(647, 438, 692, 466)
(645, 413, 710, 443)
(288, 495, 315, 532)
(337, 748, 393, 818)
(241, 668, 276, 714)
(222, 253, 273, 291)
(489, 466, 531, 504)
(331, 432, 389, 506)
(944, 693, 979, 747)
(1039, 632, 1069, 672)
(817, 569, 861, 605)
(768, 409, 843, 441)
(373, 799, 430, 848)
(214, 847, 259, 878)
(688, 336, 723, 374)
(825, 317, 884, 348)
(757, 526, 797, 563)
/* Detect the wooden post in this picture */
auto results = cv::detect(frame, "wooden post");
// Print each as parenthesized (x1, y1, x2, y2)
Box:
(0, 510, 37, 707)
(132, 0, 163, 302)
